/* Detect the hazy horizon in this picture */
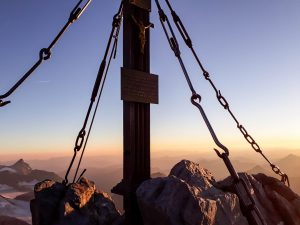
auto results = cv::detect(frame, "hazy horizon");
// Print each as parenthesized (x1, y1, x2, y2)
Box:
(0, 147, 299, 162)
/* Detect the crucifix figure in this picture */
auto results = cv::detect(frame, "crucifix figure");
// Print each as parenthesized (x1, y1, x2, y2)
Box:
(131, 15, 153, 54)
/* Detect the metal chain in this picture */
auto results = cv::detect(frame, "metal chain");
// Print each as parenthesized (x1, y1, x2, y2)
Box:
(164, 0, 289, 186)
(0, 0, 91, 107)
(155, 0, 229, 156)
(72, 10, 123, 183)
(63, 1, 123, 185)
(155, 1, 266, 224)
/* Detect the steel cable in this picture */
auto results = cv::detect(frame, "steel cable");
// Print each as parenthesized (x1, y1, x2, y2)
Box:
(0, 0, 91, 107)
(64, 1, 123, 184)
(155, 1, 266, 224)
(163, 0, 289, 186)
(73, 13, 123, 183)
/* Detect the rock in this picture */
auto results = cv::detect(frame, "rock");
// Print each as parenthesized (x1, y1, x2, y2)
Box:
(31, 177, 122, 225)
(137, 160, 248, 225)
(31, 179, 66, 225)
(217, 172, 300, 225)
(151, 172, 166, 178)
(137, 160, 300, 225)
(252, 173, 300, 225)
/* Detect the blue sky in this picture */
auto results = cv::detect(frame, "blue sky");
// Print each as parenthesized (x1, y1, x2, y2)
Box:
(1, 0, 300, 160)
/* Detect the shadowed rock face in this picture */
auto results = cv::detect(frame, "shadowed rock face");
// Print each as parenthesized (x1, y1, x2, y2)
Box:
(137, 160, 300, 225)
(31, 177, 122, 225)
(217, 173, 300, 225)
(137, 160, 248, 225)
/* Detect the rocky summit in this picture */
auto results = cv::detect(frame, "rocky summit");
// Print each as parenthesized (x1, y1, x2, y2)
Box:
(137, 160, 300, 225)
(30, 160, 300, 225)
(31, 177, 122, 225)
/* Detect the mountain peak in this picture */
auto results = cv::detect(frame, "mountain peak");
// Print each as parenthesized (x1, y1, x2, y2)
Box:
(14, 159, 25, 164)
(247, 165, 273, 177)
(277, 154, 300, 164)
(11, 159, 32, 175)
(285, 154, 299, 159)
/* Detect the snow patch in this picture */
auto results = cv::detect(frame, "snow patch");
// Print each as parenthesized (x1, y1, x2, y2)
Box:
(0, 167, 16, 173)
(1, 192, 27, 199)
(0, 197, 31, 224)
(0, 184, 13, 192)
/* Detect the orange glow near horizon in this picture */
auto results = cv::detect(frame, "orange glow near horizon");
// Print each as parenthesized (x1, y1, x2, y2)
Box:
(1, 135, 299, 162)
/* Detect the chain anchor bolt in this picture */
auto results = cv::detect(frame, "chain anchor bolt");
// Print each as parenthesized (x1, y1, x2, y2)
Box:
(0, 100, 11, 107)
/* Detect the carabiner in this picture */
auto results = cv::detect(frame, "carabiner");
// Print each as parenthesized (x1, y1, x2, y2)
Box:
(69, 0, 92, 23)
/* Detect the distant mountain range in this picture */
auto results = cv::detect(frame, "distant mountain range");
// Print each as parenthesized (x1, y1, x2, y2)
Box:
(246, 154, 300, 194)
(0, 154, 299, 224)
(0, 159, 61, 192)
(275, 154, 300, 178)
(246, 154, 300, 176)
(0, 159, 62, 225)
(246, 165, 273, 177)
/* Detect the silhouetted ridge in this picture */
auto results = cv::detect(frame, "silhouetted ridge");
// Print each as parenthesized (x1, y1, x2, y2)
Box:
(0, 159, 62, 191)
(277, 154, 300, 164)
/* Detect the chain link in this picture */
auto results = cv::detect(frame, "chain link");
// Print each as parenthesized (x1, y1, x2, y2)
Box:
(163, 0, 289, 186)
(156, 1, 275, 224)
(74, 129, 86, 151)
(217, 91, 229, 110)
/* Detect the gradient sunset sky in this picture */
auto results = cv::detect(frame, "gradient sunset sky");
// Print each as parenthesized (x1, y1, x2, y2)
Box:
(1, 0, 299, 160)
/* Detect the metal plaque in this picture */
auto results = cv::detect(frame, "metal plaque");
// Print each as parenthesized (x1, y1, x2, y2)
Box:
(121, 67, 158, 104)
(130, 0, 151, 11)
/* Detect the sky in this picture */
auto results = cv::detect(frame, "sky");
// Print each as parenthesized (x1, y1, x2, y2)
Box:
(0, 0, 300, 162)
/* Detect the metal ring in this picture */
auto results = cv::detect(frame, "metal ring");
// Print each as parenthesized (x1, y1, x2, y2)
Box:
(203, 71, 210, 79)
(191, 93, 201, 103)
(39, 48, 51, 60)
